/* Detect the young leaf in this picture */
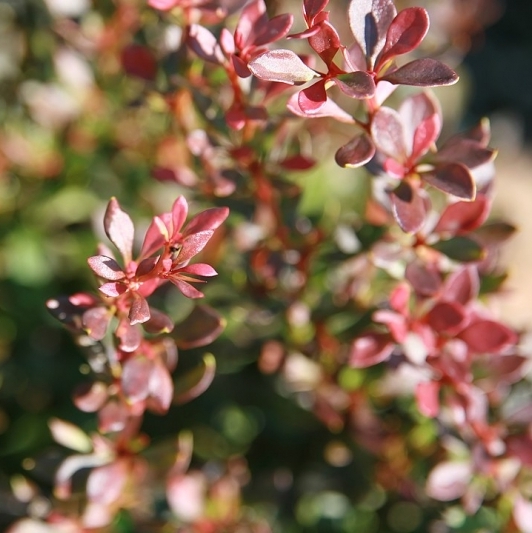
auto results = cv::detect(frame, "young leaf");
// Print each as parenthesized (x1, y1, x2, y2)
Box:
(87, 256, 125, 281)
(298, 79, 327, 112)
(187, 25, 224, 65)
(253, 13, 293, 47)
(248, 50, 317, 84)
(381, 58, 458, 87)
(104, 198, 134, 264)
(335, 133, 375, 168)
(423, 162, 476, 200)
(390, 180, 427, 233)
(335, 71, 376, 99)
(287, 93, 355, 122)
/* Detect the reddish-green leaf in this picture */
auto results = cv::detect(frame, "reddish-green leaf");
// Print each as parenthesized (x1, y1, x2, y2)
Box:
(121, 44, 157, 81)
(381, 58, 458, 87)
(335, 133, 375, 168)
(172, 305, 224, 349)
(248, 50, 317, 84)
(335, 71, 375, 99)
(147, 361, 174, 413)
(431, 236, 485, 262)
(378, 8, 429, 66)
(423, 162, 476, 200)
(174, 353, 216, 404)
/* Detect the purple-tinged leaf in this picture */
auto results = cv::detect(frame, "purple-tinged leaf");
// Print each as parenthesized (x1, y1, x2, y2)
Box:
(187, 24, 224, 65)
(73, 382, 108, 413)
(122, 355, 153, 403)
(98, 400, 128, 433)
(458, 320, 518, 353)
(248, 50, 317, 84)
(390, 180, 427, 233)
(435, 195, 490, 235)
(99, 282, 127, 298)
(144, 308, 174, 334)
(287, 93, 355, 122)
(170, 278, 205, 299)
(335, 71, 375, 99)
(279, 154, 316, 170)
(423, 162, 476, 200)
(349, 333, 394, 368)
(426, 302, 467, 335)
(405, 261, 441, 296)
(298, 79, 327, 112)
(381, 58, 458, 87)
(184, 206, 229, 235)
(87, 256, 125, 281)
(253, 13, 293, 47)
(437, 138, 496, 169)
(175, 353, 216, 404)
(308, 21, 341, 64)
(348, 0, 396, 66)
(219, 27, 235, 56)
(415, 381, 439, 417)
(49, 418, 92, 452)
(147, 361, 174, 413)
(175, 230, 214, 265)
(335, 132, 375, 168)
(104, 198, 134, 264)
(304, 0, 329, 22)
(411, 114, 441, 162)
(180, 263, 217, 277)
(443, 267, 479, 305)
(116, 318, 141, 352)
(232, 54, 251, 77)
(473, 221, 516, 247)
(135, 257, 158, 279)
(87, 460, 128, 505)
(371, 106, 408, 162)
(83, 307, 111, 340)
(172, 305, 224, 349)
(426, 461, 472, 501)
(129, 294, 151, 325)
(378, 8, 429, 66)
(234, 0, 266, 50)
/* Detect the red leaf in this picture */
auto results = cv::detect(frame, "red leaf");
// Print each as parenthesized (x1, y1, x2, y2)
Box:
(335, 133, 375, 168)
(349, 333, 394, 368)
(121, 44, 157, 81)
(298, 79, 327, 113)
(171, 196, 189, 235)
(144, 308, 174, 334)
(104, 198, 134, 264)
(434, 195, 490, 235)
(304, 0, 329, 22)
(423, 162, 476, 200)
(382, 58, 458, 87)
(179, 263, 217, 277)
(129, 294, 151, 325)
(248, 49, 317, 84)
(443, 267, 479, 305)
(172, 305, 224, 349)
(378, 8, 429, 66)
(390, 180, 427, 233)
(82, 307, 111, 340)
(411, 113, 441, 162)
(348, 0, 396, 66)
(184, 206, 229, 235)
(279, 154, 316, 170)
(405, 261, 441, 296)
(335, 71, 375, 99)
(234, 0, 266, 50)
(175, 230, 214, 264)
(287, 93, 354, 122)
(139, 217, 167, 259)
(416, 381, 440, 417)
(253, 13, 293, 47)
(122, 355, 153, 403)
(308, 21, 341, 64)
(147, 361, 174, 413)
(170, 278, 205, 299)
(87, 256, 125, 281)
(186, 25, 224, 64)
(371, 106, 407, 162)
(437, 138, 496, 169)
(426, 302, 467, 335)
(459, 320, 517, 353)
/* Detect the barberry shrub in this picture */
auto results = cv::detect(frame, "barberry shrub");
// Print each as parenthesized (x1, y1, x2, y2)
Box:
(1, 0, 530, 532)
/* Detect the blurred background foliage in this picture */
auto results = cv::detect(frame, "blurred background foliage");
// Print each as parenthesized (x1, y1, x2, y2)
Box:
(0, 0, 530, 531)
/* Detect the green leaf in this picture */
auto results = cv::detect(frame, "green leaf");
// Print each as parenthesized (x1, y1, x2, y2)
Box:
(430, 236, 485, 262)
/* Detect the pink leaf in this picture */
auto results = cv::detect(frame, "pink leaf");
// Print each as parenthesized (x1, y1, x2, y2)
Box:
(122, 355, 153, 403)
(179, 263, 217, 277)
(148, 0, 178, 10)
(139, 217, 167, 259)
(287, 93, 355, 122)
(371, 106, 408, 162)
(87, 256, 125, 281)
(514, 497, 532, 533)
(129, 294, 151, 325)
(187, 24, 224, 64)
(170, 278, 205, 299)
(390, 180, 427, 233)
(73, 382, 108, 413)
(116, 318, 142, 352)
(147, 361, 174, 413)
(82, 307, 111, 340)
(298, 80, 327, 112)
(423, 162, 476, 200)
(348, 0, 396, 66)
(335, 133, 375, 168)
(349, 333, 394, 368)
(98, 400, 128, 433)
(382, 58, 458, 87)
(458, 320, 518, 353)
(167, 473, 205, 521)
(415, 381, 440, 417)
(104, 198, 134, 264)
(304, 0, 329, 22)
(335, 71, 376, 99)
(411, 113, 441, 162)
(253, 13, 293, 47)
(99, 282, 127, 298)
(434, 195, 490, 235)
(426, 461, 472, 501)
(184, 206, 229, 235)
(378, 8, 429, 66)
(87, 460, 128, 505)
(234, 0, 266, 50)
(443, 267, 479, 305)
(248, 50, 317, 84)
(405, 261, 441, 296)
(171, 196, 189, 235)
(175, 230, 214, 265)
